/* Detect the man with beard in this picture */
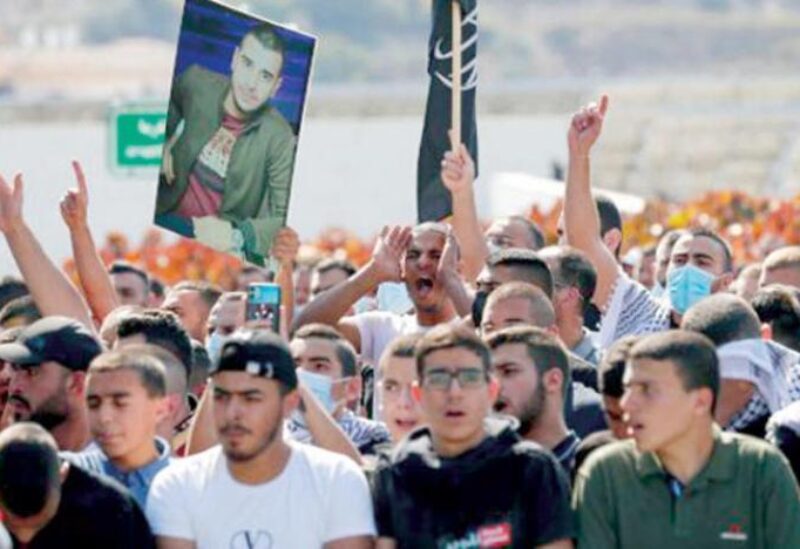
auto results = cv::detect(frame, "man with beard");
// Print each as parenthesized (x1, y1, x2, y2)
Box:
(0, 317, 102, 451)
(146, 330, 375, 548)
(293, 222, 458, 364)
(487, 326, 579, 476)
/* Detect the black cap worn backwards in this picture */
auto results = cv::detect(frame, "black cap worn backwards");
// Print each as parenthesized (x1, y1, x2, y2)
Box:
(0, 316, 102, 372)
(211, 330, 297, 390)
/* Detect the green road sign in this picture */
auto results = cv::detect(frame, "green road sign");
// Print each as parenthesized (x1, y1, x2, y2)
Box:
(109, 104, 167, 172)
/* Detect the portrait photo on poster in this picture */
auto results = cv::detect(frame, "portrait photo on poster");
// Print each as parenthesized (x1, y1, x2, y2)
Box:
(154, 0, 315, 266)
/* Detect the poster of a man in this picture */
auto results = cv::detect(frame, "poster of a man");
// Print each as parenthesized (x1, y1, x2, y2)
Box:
(154, 0, 315, 266)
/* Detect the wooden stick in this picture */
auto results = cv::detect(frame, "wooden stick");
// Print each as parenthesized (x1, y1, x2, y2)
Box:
(450, 0, 462, 153)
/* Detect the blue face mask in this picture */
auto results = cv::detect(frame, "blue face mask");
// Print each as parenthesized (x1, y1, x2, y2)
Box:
(296, 369, 337, 413)
(668, 264, 715, 315)
(205, 332, 228, 366)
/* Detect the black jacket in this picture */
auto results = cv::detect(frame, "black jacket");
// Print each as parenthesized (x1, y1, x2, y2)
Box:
(372, 417, 574, 548)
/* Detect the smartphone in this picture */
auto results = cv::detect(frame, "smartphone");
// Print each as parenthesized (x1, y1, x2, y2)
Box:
(246, 283, 281, 333)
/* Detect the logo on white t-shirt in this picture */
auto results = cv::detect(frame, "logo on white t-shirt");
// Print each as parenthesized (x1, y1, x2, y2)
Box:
(230, 529, 273, 549)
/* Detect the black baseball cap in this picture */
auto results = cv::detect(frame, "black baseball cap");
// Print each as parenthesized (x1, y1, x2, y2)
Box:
(211, 330, 297, 390)
(0, 316, 102, 372)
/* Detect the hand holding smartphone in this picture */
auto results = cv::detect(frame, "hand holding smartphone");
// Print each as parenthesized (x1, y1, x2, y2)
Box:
(246, 283, 281, 334)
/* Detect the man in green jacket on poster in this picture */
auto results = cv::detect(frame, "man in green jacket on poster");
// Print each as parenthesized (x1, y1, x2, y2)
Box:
(156, 23, 296, 265)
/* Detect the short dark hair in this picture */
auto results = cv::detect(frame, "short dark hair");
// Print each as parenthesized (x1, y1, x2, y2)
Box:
(487, 248, 553, 299)
(0, 295, 41, 327)
(190, 340, 212, 388)
(595, 195, 622, 239)
(598, 335, 640, 398)
(752, 284, 800, 351)
(506, 215, 545, 250)
(381, 333, 422, 361)
(171, 281, 223, 311)
(243, 23, 285, 57)
(415, 325, 491, 379)
(541, 246, 596, 315)
(0, 277, 28, 311)
(486, 326, 569, 398)
(149, 277, 165, 300)
(629, 330, 720, 414)
(483, 282, 556, 329)
(685, 227, 734, 273)
(88, 348, 167, 398)
(681, 294, 760, 346)
(314, 258, 356, 279)
(108, 261, 149, 288)
(116, 309, 193, 378)
(0, 423, 60, 518)
(292, 323, 358, 377)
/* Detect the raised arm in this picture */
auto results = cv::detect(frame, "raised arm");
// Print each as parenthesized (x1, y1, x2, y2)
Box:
(0, 171, 93, 328)
(564, 95, 620, 310)
(291, 225, 412, 352)
(436, 227, 475, 317)
(441, 142, 488, 283)
(270, 226, 300, 332)
(60, 161, 120, 323)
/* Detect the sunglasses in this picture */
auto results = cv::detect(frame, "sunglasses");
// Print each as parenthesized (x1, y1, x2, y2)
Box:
(422, 367, 487, 391)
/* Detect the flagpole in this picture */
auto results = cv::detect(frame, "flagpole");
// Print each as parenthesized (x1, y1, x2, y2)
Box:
(450, 0, 462, 152)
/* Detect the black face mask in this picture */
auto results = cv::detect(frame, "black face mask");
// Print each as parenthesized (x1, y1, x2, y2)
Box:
(471, 290, 489, 328)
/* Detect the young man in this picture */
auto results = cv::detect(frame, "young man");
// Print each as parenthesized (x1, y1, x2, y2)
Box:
(156, 24, 295, 264)
(109, 261, 151, 308)
(538, 246, 600, 365)
(289, 323, 390, 455)
(161, 282, 222, 343)
(294, 222, 458, 364)
(204, 291, 246, 363)
(311, 258, 358, 299)
(479, 282, 607, 439)
(0, 422, 154, 547)
(573, 331, 800, 547)
(562, 97, 735, 348)
(372, 325, 574, 548)
(682, 293, 800, 436)
(760, 246, 800, 289)
(487, 326, 580, 476)
(63, 346, 171, 509)
(375, 334, 423, 444)
(146, 330, 375, 548)
(0, 316, 102, 451)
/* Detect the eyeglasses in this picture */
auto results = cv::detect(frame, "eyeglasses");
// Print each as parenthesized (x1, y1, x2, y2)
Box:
(422, 367, 487, 391)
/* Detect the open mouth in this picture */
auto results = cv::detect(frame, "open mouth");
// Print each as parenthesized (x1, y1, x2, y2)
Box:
(493, 399, 509, 413)
(415, 277, 434, 297)
(445, 410, 465, 419)
(394, 418, 418, 430)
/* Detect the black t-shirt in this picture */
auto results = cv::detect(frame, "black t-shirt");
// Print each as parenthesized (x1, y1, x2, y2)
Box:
(11, 464, 155, 549)
(372, 418, 575, 548)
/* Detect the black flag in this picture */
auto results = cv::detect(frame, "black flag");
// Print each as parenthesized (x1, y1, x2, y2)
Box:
(417, 0, 478, 222)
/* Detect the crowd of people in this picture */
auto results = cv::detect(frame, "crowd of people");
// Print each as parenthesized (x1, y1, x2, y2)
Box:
(0, 95, 798, 547)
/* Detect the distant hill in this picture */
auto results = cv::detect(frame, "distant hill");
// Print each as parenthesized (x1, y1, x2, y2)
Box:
(1, 0, 799, 83)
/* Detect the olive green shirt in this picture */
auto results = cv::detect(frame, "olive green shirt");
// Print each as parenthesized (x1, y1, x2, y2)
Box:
(573, 429, 800, 548)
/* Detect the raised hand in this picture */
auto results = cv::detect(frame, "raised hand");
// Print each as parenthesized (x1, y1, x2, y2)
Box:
(270, 226, 300, 266)
(568, 95, 609, 158)
(441, 141, 475, 196)
(60, 161, 90, 231)
(370, 225, 412, 283)
(0, 173, 24, 235)
(436, 225, 460, 285)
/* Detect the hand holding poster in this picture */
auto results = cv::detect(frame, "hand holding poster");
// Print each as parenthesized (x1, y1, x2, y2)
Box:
(154, 0, 315, 266)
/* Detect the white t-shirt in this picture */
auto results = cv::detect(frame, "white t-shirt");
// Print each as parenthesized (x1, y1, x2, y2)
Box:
(351, 311, 427, 364)
(145, 441, 376, 548)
